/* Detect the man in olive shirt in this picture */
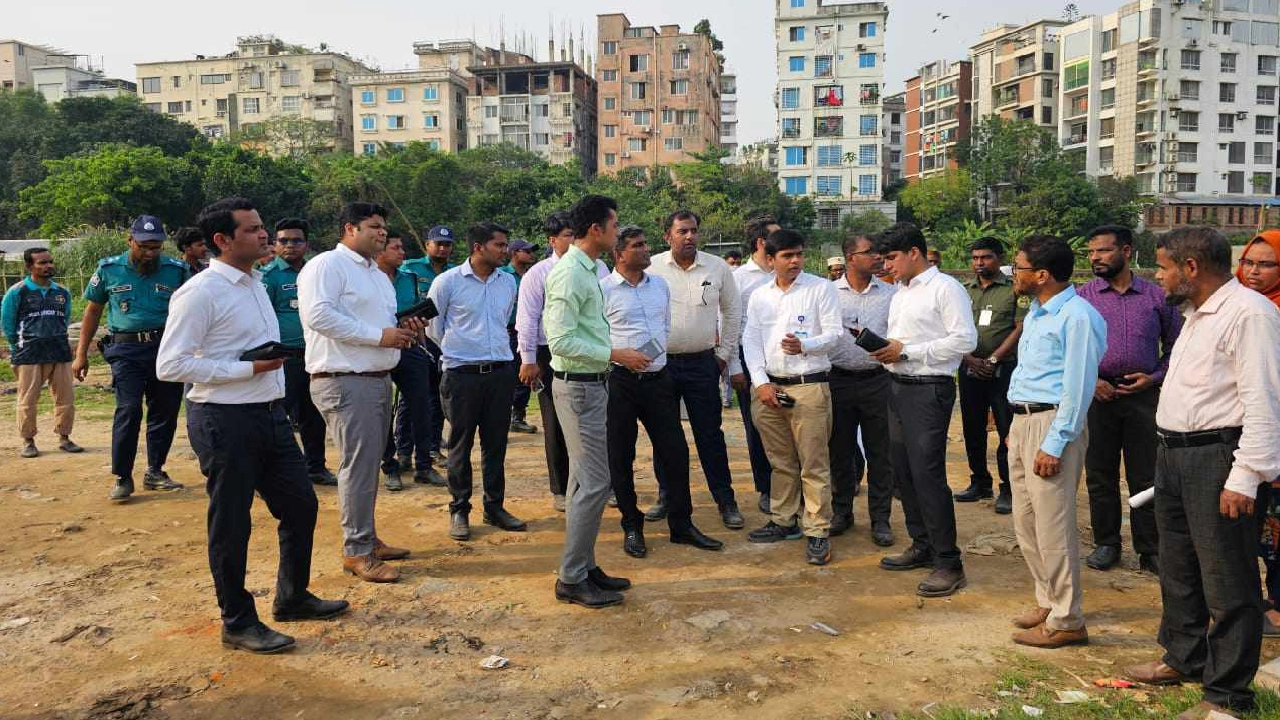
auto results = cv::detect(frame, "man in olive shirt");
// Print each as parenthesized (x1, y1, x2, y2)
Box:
(545, 195, 647, 610)
(956, 237, 1026, 514)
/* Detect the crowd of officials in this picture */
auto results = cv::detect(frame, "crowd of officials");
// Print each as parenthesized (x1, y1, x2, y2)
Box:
(5, 194, 1280, 719)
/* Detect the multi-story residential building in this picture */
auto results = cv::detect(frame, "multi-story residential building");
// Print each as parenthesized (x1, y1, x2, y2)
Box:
(721, 71, 739, 162)
(882, 91, 905, 187)
(596, 13, 722, 172)
(0, 39, 68, 90)
(904, 60, 972, 181)
(468, 47, 598, 173)
(774, 0, 888, 225)
(971, 20, 1066, 129)
(135, 35, 374, 150)
(1060, 0, 1280, 197)
(350, 41, 481, 156)
(31, 56, 135, 101)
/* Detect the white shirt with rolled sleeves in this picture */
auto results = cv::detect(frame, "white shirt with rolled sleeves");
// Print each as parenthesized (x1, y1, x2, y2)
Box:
(728, 258, 774, 376)
(648, 250, 741, 366)
(515, 250, 609, 365)
(742, 272, 843, 385)
(600, 271, 671, 373)
(885, 266, 978, 377)
(297, 242, 400, 374)
(1156, 278, 1280, 499)
(156, 259, 285, 404)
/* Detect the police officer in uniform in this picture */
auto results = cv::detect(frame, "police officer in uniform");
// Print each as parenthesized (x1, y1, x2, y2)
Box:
(72, 215, 189, 502)
(399, 225, 456, 465)
(261, 218, 336, 486)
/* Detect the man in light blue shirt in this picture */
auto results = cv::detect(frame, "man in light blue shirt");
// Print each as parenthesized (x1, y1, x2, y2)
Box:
(1006, 235, 1107, 650)
(427, 222, 525, 541)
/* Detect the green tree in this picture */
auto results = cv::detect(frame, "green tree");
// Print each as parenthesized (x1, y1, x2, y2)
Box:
(233, 115, 337, 158)
(956, 116, 1063, 214)
(0, 90, 54, 236)
(18, 143, 199, 238)
(693, 19, 726, 66)
(897, 169, 978, 232)
(45, 95, 203, 159)
(840, 208, 893, 237)
(1095, 175, 1146, 229)
(192, 143, 314, 230)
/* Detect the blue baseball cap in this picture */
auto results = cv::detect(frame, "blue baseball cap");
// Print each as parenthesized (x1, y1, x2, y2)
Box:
(426, 225, 455, 243)
(509, 239, 540, 254)
(130, 215, 167, 242)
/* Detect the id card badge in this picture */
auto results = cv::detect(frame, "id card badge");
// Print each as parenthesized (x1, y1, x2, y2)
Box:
(978, 308, 994, 327)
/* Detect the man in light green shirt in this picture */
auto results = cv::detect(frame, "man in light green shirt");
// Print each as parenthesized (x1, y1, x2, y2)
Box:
(546, 194, 649, 610)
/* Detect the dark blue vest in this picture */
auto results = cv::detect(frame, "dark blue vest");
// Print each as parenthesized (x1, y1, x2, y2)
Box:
(11, 283, 72, 365)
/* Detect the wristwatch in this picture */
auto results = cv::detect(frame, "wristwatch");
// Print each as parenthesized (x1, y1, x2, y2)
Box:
(986, 356, 1000, 365)
(899, 352, 910, 363)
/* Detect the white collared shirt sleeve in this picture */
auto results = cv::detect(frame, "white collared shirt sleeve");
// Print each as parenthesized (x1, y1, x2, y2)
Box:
(742, 289, 769, 388)
(1226, 308, 1280, 498)
(515, 259, 549, 364)
(426, 269, 451, 346)
(716, 264, 741, 365)
(901, 277, 978, 368)
(298, 255, 383, 346)
(797, 280, 843, 355)
(157, 280, 255, 385)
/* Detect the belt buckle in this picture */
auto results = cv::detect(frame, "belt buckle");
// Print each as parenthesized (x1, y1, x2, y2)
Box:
(478, 363, 494, 374)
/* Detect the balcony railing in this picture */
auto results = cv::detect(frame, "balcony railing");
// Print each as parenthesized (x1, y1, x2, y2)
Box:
(1064, 133, 1087, 145)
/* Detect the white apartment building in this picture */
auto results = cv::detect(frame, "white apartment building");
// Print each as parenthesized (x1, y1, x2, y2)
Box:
(1060, 0, 1280, 197)
(721, 72, 739, 162)
(350, 41, 481, 156)
(31, 58, 135, 102)
(775, 0, 888, 223)
(882, 91, 905, 186)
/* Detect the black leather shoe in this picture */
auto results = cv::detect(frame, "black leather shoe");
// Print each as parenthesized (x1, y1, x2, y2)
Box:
(449, 512, 470, 540)
(829, 512, 854, 537)
(109, 477, 134, 503)
(143, 469, 184, 491)
(1086, 544, 1121, 570)
(644, 496, 668, 522)
(555, 579, 623, 608)
(414, 467, 446, 486)
(917, 567, 967, 597)
(397, 454, 413, 472)
(1139, 553, 1159, 575)
(221, 623, 296, 654)
(879, 544, 935, 571)
(757, 493, 770, 514)
(994, 488, 1013, 515)
(308, 469, 338, 486)
(272, 594, 350, 622)
(719, 501, 745, 529)
(587, 567, 632, 591)
(483, 508, 527, 532)
(871, 520, 895, 547)
(670, 526, 724, 551)
(383, 470, 403, 492)
(623, 529, 647, 558)
(953, 485, 993, 502)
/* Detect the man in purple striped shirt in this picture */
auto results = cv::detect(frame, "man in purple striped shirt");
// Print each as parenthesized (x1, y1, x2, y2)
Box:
(1077, 225, 1183, 574)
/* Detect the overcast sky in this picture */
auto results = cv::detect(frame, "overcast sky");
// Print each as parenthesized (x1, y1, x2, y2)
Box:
(10, 0, 1120, 145)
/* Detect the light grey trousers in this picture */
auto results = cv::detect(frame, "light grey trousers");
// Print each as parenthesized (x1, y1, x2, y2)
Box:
(554, 378, 611, 584)
(310, 374, 392, 557)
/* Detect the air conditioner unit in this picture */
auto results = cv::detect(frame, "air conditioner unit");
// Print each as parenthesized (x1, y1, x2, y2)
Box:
(301, 92, 312, 99)
(857, 44, 867, 51)
(677, 42, 688, 51)
(637, 125, 651, 133)
(1188, 39, 1198, 47)
(1237, 110, 1250, 119)
(620, 151, 631, 158)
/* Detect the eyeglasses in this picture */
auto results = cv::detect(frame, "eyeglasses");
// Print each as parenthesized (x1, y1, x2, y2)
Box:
(849, 250, 882, 258)
(1239, 258, 1279, 271)
(1011, 265, 1040, 273)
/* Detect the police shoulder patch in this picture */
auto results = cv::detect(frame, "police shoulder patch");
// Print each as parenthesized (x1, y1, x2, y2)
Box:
(1017, 295, 1032, 309)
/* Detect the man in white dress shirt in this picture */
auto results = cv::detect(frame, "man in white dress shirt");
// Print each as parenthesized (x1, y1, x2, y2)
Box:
(297, 202, 423, 584)
(158, 197, 348, 654)
(871, 222, 978, 598)
(743, 229, 843, 566)
(1125, 226, 1280, 720)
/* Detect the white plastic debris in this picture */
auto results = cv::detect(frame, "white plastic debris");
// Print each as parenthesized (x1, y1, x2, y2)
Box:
(480, 655, 509, 670)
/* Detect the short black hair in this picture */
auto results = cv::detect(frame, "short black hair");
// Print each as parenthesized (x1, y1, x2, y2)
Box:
(386, 229, 402, 240)
(1020, 235, 1075, 282)
(616, 225, 646, 253)
(1157, 226, 1233, 275)
(742, 215, 778, 255)
(274, 217, 309, 240)
(172, 227, 204, 252)
(23, 247, 50, 266)
(841, 233, 877, 258)
(723, 249, 742, 261)
(339, 201, 388, 235)
(664, 209, 701, 232)
(879, 221, 928, 256)
(568, 195, 618, 239)
(969, 236, 1005, 258)
(544, 211, 573, 237)
(765, 228, 806, 256)
(467, 221, 509, 248)
(1087, 224, 1134, 248)
(198, 197, 257, 257)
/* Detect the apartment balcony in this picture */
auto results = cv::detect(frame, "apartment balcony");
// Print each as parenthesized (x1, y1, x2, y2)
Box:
(1135, 122, 1156, 137)
(1137, 61, 1159, 78)
(860, 91, 880, 106)
(1062, 133, 1088, 147)
(1136, 93, 1157, 108)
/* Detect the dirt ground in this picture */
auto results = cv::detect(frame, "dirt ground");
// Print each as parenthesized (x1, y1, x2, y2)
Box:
(0, 367, 1271, 720)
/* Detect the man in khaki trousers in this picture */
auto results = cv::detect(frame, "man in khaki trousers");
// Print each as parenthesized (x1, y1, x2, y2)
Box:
(1006, 236, 1107, 648)
(742, 229, 843, 566)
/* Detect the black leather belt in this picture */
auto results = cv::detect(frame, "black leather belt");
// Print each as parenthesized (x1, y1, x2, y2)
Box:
(767, 372, 830, 386)
(831, 366, 886, 380)
(310, 371, 390, 379)
(191, 399, 283, 411)
(108, 329, 164, 344)
(1011, 402, 1058, 415)
(1157, 427, 1243, 449)
(449, 361, 510, 375)
(891, 374, 952, 385)
(553, 370, 607, 382)
(611, 366, 667, 380)
(668, 349, 715, 360)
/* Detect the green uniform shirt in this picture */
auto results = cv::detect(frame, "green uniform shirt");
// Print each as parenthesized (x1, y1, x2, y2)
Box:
(389, 268, 419, 313)
(544, 245, 611, 373)
(402, 258, 456, 301)
(261, 256, 306, 347)
(965, 273, 1028, 361)
(499, 263, 522, 326)
(83, 252, 189, 333)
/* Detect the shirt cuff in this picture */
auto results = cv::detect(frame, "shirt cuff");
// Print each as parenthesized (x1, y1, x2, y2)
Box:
(360, 325, 384, 346)
(714, 346, 732, 365)
(901, 342, 924, 363)
(1149, 368, 1167, 385)
(1226, 466, 1264, 500)
(1039, 436, 1067, 459)
(231, 360, 256, 381)
(520, 349, 537, 365)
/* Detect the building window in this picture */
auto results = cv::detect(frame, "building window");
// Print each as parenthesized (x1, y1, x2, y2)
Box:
(816, 145, 842, 167)
(604, 125, 617, 138)
(1228, 141, 1246, 164)
(815, 116, 843, 137)
(784, 146, 808, 165)
(859, 115, 878, 136)
(165, 101, 182, 114)
(1042, 78, 1055, 98)
(781, 117, 801, 138)
(784, 177, 808, 195)
(484, 105, 498, 118)
(1181, 50, 1201, 71)
(1220, 113, 1236, 132)
(858, 175, 878, 196)
(423, 85, 438, 100)
(1177, 142, 1198, 163)
(202, 125, 223, 139)
(171, 75, 181, 88)
(534, 133, 550, 146)
(1180, 80, 1199, 100)
(1227, 170, 1245, 193)
(859, 22, 877, 38)
(249, 72, 264, 89)
(859, 144, 876, 165)
(424, 140, 440, 151)
(670, 79, 688, 95)
(789, 56, 805, 72)
(362, 143, 377, 156)
(1100, 87, 1116, 109)
(791, 0, 804, 6)
(387, 115, 407, 130)
(603, 41, 617, 55)
(216, 98, 228, 116)
(1258, 115, 1275, 135)
(781, 87, 800, 109)
(534, 104, 550, 117)
(200, 73, 230, 85)
(605, 153, 617, 166)
(1064, 62, 1089, 91)
(630, 82, 646, 100)
(1262, 56, 1279, 76)
(672, 51, 690, 70)
(1179, 111, 1199, 132)
(281, 95, 300, 113)
(628, 138, 647, 152)
(815, 56, 833, 78)
(144, 103, 161, 112)
(281, 70, 300, 87)
(387, 88, 405, 102)
(816, 176, 842, 196)
(361, 115, 376, 131)
(629, 54, 649, 72)
(1221, 53, 1237, 73)
(141, 77, 160, 94)
(1255, 141, 1273, 164)
(858, 53, 877, 69)
(602, 69, 618, 82)
(243, 97, 260, 114)
(424, 114, 439, 128)
(1042, 106, 1053, 124)
(664, 137, 684, 151)
(1219, 83, 1237, 103)
(789, 26, 805, 42)
(360, 90, 375, 105)
(633, 110, 653, 125)
(1176, 173, 1197, 192)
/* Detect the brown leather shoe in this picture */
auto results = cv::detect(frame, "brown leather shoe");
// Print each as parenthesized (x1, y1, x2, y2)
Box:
(342, 554, 399, 583)
(1124, 660, 1191, 686)
(373, 539, 410, 561)
(1176, 701, 1239, 720)
(1012, 623, 1088, 648)
(1012, 606, 1051, 629)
